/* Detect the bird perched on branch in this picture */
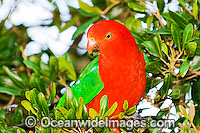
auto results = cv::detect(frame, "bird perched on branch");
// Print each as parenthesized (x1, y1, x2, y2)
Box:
(57, 20, 146, 117)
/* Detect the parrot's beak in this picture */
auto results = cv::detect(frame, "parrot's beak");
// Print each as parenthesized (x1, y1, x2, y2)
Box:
(87, 38, 99, 54)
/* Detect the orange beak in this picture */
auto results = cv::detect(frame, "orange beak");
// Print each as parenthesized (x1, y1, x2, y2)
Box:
(87, 38, 98, 54)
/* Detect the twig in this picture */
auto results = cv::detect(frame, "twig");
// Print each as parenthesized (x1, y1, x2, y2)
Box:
(173, 72, 200, 84)
(2, 95, 15, 109)
(152, 10, 164, 28)
(101, 1, 121, 15)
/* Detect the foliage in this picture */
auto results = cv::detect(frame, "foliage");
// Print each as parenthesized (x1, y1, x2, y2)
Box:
(0, 0, 200, 132)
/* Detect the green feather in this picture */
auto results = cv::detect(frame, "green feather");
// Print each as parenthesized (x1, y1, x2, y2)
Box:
(57, 56, 104, 107)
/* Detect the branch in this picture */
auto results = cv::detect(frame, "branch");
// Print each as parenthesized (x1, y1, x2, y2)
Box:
(101, 1, 121, 15)
(2, 95, 15, 109)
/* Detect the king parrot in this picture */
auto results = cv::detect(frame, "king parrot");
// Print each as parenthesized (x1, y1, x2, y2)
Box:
(57, 20, 146, 116)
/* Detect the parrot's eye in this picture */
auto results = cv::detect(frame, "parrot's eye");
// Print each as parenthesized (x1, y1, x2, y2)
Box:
(105, 33, 112, 39)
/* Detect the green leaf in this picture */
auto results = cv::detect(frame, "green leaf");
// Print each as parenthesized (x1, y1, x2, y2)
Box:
(89, 108, 99, 119)
(123, 100, 128, 112)
(142, 41, 159, 57)
(126, 106, 136, 115)
(67, 108, 76, 119)
(49, 56, 58, 80)
(161, 43, 168, 56)
(38, 92, 49, 117)
(2, 66, 27, 88)
(64, 87, 78, 110)
(180, 61, 190, 78)
(57, 56, 76, 81)
(47, 82, 56, 104)
(193, 0, 198, 19)
(57, 107, 68, 119)
(185, 42, 197, 58)
(78, 0, 102, 14)
(153, 34, 163, 57)
(76, 97, 84, 119)
(103, 102, 118, 117)
(0, 76, 20, 89)
(160, 73, 172, 98)
(125, 17, 142, 33)
(99, 95, 108, 117)
(145, 61, 163, 74)
(182, 23, 193, 48)
(156, 0, 165, 13)
(118, 112, 125, 119)
(169, 88, 180, 99)
(181, 81, 191, 93)
(147, 28, 171, 34)
(146, 15, 154, 29)
(21, 100, 37, 115)
(171, 23, 182, 52)
(82, 105, 88, 120)
(23, 60, 40, 74)
(30, 74, 46, 95)
(128, 2, 147, 12)
(190, 56, 200, 71)
(72, 16, 100, 40)
(169, 10, 188, 28)
(0, 86, 23, 96)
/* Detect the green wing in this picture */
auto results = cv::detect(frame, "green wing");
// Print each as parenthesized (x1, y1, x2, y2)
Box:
(57, 56, 104, 107)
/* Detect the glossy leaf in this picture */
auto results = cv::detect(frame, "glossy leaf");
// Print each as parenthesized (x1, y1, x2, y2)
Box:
(0, 76, 20, 89)
(169, 88, 180, 99)
(145, 61, 162, 74)
(181, 81, 191, 93)
(161, 43, 168, 56)
(193, 0, 198, 19)
(123, 100, 128, 112)
(126, 106, 136, 115)
(153, 34, 163, 57)
(160, 73, 172, 98)
(57, 56, 76, 81)
(30, 74, 46, 95)
(89, 108, 99, 119)
(0, 86, 23, 96)
(47, 82, 56, 104)
(23, 60, 40, 74)
(169, 10, 188, 28)
(2, 66, 27, 89)
(99, 95, 108, 117)
(142, 41, 159, 57)
(21, 100, 37, 115)
(38, 92, 49, 117)
(182, 23, 193, 49)
(171, 23, 182, 52)
(128, 2, 147, 12)
(78, 0, 101, 14)
(64, 87, 78, 110)
(185, 42, 197, 58)
(49, 56, 58, 80)
(72, 16, 100, 40)
(76, 97, 84, 119)
(103, 102, 118, 117)
(147, 28, 171, 34)
(190, 56, 200, 71)
(180, 61, 190, 78)
(146, 15, 154, 29)
(156, 0, 165, 13)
